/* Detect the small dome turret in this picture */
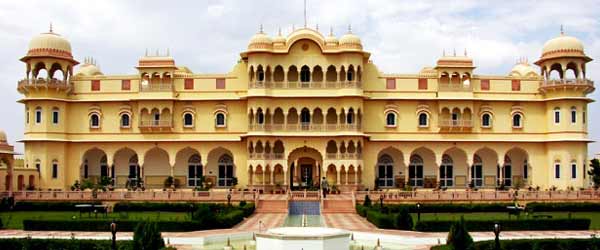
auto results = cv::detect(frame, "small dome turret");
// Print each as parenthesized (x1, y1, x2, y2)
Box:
(248, 25, 273, 51)
(273, 28, 286, 46)
(24, 25, 74, 62)
(339, 26, 362, 50)
(75, 57, 103, 77)
(325, 27, 339, 46)
(509, 59, 538, 78)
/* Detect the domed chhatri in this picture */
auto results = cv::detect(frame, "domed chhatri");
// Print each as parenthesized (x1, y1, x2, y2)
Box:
(272, 28, 287, 45)
(75, 57, 103, 77)
(0, 129, 7, 143)
(339, 25, 362, 50)
(509, 59, 539, 78)
(325, 27, 339, 46)
(248, 25, 274, 51)
(536, 28, 591, 65)
(22, 25, 75, 62)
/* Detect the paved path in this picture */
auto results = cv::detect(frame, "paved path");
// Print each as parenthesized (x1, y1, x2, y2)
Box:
(323, 213, 376, 231)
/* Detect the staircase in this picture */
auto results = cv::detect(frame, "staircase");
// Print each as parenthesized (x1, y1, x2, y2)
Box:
(322, 199, 356, 213)
(256, 197, 288, 213)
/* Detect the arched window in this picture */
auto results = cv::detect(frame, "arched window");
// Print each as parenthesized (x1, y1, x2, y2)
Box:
(512, 113, 522, 128)
(377, 154, 394, 187)
(300, 66, 310, 82)
(583, 109, 587, 124)
(418, 113, 429, 127)
(571, 161, 577, 179)
(128, 155, 141, 186)
(440, 154, 454, 187)
(183, 113, 194, 127)
(90, 113, 100, 128)
(120, 113, 130, 128)
(52, 108, 59, 125)
(554, 107, 560, 124)
(386, 112, 396, 127)
(300, 108, 310, 123)
(188, 154, 203, 187)
(257, 109, 265, 124)
(26, 108, 30, 124)
(554, 161, 561, 179)
(257, 67, 265, 82)
(409, 155, 424, 187)
(346, 108, 355, 124)
(218, 155, 234, 186)
(472, 155, 483, 187)
(83, 160, 89, 179)
(481, 113, 492, 128)
(215, 113, 226, 127)
(35, 107, 42, 124)
(571, 107, 577, 124)
(347, 70, 354, 81)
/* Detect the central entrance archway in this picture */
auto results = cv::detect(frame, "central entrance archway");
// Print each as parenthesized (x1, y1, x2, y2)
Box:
(287, 146, 323, 190)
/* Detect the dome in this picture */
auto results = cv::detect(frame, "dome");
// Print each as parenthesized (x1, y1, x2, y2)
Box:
(542, 34, 584, 56)
(26, 31, 73, 59)
(248, 31, 273, 50)
(273, 28, 286, 45)
(510, 62, 538, 77)
(325, 34, 339, 46)
(75, 63, 103, 77)
(0, 129, 7, 143)
(339, 32, 362, 50)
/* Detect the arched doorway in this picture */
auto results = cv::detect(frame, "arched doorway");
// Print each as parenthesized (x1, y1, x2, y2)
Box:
(287, 146, 323, 190)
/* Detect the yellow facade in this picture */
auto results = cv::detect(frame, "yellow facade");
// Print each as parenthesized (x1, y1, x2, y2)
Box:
(15, 26, 594, 191)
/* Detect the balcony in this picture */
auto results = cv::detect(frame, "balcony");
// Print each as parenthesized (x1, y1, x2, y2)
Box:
(248, 153, 285, 160)
(438, 83, 472, 92)
(248, 81, 362, 89)
(438, 119, 473, 129)
(540, 79, 594, 93)
(139, 120, 172, 131)
(18, 78, 71, 93)
(248, 123, 361, 132)
(325, 153, 362, 159)
(140, 83, 173, 92)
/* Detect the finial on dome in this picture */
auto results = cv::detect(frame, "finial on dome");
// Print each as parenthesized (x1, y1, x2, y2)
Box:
(145, 48, 148, 56)
(464, 48, 467, 56)
(259, 24, 264, 33)
(453, 48, 456, 56)
(316, 23, 319, 31)
(278, 27, 282, 36)
(49, 22, 53, 33)
(443, 49, 446, 56)
(167, 48, 170, 56)
(348, 24, 352, 34)
(329, 26, 333, 36)
(560, 24, 564, 35)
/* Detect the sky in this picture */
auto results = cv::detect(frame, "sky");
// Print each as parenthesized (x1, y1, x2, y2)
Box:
(0, 0, 599, 157)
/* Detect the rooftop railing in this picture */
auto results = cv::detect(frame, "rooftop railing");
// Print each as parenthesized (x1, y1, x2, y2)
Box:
(541, 78, 594, 87)
(248, 123, 361, 132)
(438, 119, 473, 128)
(249, 80, 362, 89)
(139, 120, 173, 128)
(18, 78, 71, 91)
(438, 83, 473, 92)
(140, 83, 173, 92)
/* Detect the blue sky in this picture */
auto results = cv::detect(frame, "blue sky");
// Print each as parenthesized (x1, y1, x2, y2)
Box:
(0, 0, 599, 156)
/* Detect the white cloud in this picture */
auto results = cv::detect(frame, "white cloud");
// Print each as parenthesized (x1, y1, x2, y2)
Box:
(0, 0, 599, 156)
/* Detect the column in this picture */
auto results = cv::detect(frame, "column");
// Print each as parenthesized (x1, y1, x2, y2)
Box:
(467, 155, 473, 188)
(261, 169, 265, 185)
(283, 167, 288, 186)
(354, 169, 358, 185)
(283, 112, 288, 130)
(345, 168, 349, 185)
(270, 168, 274, 185)
(336, 166, 341, 185)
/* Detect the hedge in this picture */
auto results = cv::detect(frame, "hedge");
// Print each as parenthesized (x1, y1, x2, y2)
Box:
(0, 238, 133, 250)
(13, 201, 101, 211)
(431, 238, 600, 250)
(415, 218, 590, 232)
(380, 203, 513, 213)
(366, 210, 395, 229)
(526, 202, 600, 212)
(113, 202, 255, 214)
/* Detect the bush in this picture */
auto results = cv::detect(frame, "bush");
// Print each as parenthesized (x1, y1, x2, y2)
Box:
(239, 200, 247, 207)
(0, 217, 3, 229)
(363, 195, 372, 207)
(415, 218, 590, 232)
(14, 201, 100, 211)
(446, 217, 473, 250)
(355, 204, 368, 217)
(0, 238, 133, 250)
(114, 202, 197, 212)
(23, 219, 205, 232)
(395, 208, 413, 230)
(431, 238, 600, 250)
(133, 221, 165, 250)
(366, 210, 395, 229)
(526, 202, 600, 212)
(384, 203, 512, 213)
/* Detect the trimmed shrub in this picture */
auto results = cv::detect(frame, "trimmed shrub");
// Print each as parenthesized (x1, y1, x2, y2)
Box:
(395, 208, 413, 230)
(431, 238, 600, 250)
(114, 202, 197, 212)
(384, 203, 513, 213)
(355, 204, 368, 217)
(526, 202, 600, 212)
(363, 195, 372, 207)
(415, 218, 590, 232)
(366, 210, 395, 229)
(446, 217, 473, 250)
(23, 219, 204, 232)
(13, 201, 100, 211)
(0, 238, 133, 250)
(133, 221, 165, 250)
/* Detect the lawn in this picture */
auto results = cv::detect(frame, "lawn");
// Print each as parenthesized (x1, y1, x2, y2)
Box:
(411, 212, 600, 229)
(0, 211, 189, 229)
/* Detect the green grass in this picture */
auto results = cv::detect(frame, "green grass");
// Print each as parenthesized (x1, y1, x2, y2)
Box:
(0, 211, 189, 229)
(411, 212, 600, 229)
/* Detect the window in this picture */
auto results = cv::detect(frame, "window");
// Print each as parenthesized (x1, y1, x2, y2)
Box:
(347, 71, 354, 81)
(571, 162, 577, 179)
(52, 108, 59, 124)
(511, 79, 521, 91)
(300, 66, 310, 82)
(555, 163, 561, 179)
(418, 113, 428, 127)
(26, 108, 30, 124)
(554, 107, 560, 124)
(215, 113, 226, 127)
(35, 107, 42, 124)
(217, 155, 234, 186)
(35, 160, 40, 172)
(418, 78, 428, 90)
(83, 160, 89, 178)
(90, 113, 100, 128)
(257, 68, 265, 81)
(91, 80, 101, 91)
(216, 78, 226, 89)
(188, 154, 203, 187)
(183, 113, 194, 127)
(346, 109, 355, 124)
(523, 160, 528, 179)
(121, 80, 131, 90)
(409, 155, 424, 187)
(583, 109, 587, 124)
(377, 154, 394, 187)
(120, 114, 130, 128)
(257, 109, 265, 124)
(481, 113, 491, 128)
(385, 112, 396, 127)
(386, 78, 396, 89)
(440, 154, 454, 187)
(571, 107, 577, 124)
(512, 113, 522, 128)
(480, 79, 490, 91)
(52, 161, 58, 179)
(184, 79, 194, 90)
(472, 156, 483, 187)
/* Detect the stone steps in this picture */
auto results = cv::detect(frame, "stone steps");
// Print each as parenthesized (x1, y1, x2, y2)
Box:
(256, 200, 287, 213)
(322, 199, 355, 213)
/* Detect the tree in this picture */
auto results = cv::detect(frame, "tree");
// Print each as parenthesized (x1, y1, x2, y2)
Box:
(394, 207, 413, 230)
(446, 217, 473, 250)
(133, 221, 165, 250)
(588, 159, 600, 189)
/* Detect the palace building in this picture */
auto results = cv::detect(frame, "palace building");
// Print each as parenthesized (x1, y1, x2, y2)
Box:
(10, 24, 594, 192)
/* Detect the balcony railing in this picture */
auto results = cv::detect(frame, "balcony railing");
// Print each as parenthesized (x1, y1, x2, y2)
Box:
(541, 79, 594, 88)
(248, 153, 285, 160)
(139, 120, 173, 128)
(326, 153, 362, 159)
(140, 83, 173, 92)
(438, 119, 473, 128)
(249, 81, 362, 89)
(248, 123, 361, 132)
(18, 78, 71, 91)
(438, 83, 473, 92)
